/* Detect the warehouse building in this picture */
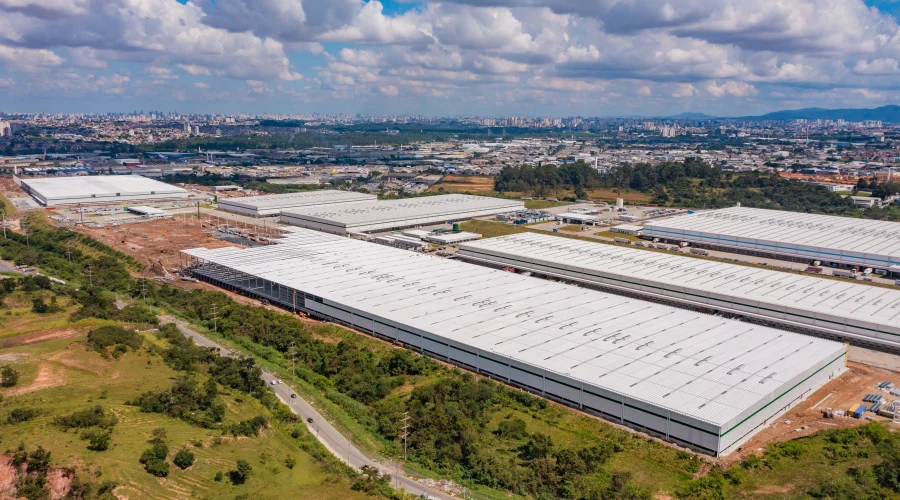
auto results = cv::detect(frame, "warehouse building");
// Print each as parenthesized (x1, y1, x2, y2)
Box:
(20, 175, 188, 207)
(181, 228, 846, 456)
(280, 194, 524, 234)
(217, 190, 376, 217)
(458, 233, 900, 351)
(642, 207, 900, 272)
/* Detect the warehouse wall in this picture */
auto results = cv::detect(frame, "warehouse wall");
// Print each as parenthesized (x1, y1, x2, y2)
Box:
(716, 346, 846, 455)
(642, 226, 898, 269)
(301, 296, 723, 454)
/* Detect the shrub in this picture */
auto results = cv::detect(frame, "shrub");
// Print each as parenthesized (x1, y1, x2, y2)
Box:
(0, 366, 19, 388)
(140, 442, 169, 464)
(496, 418, 528, 440)
(229, 460, 252, 485)
(87, 326, 143, 359)
(56, 405, 118, 431)
(31, 297, 48, 314)
(7, 407, 39, 423)
(82, 430, 112, 451)
(144, 459, 169, 477)
(226, 416, 267, 437)
(214, 471, 224, 482)
(284, 455, 296, 469)
(173, 449, 195, 470)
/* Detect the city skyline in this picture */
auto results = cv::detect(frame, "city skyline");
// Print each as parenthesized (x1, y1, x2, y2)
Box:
(3, 0, 900, 116)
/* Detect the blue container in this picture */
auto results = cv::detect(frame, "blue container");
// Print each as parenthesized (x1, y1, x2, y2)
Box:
(854, 405, 866, 418)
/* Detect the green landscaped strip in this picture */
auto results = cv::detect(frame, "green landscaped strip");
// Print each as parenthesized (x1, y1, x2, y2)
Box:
(720, 351, 847, 447)
(460, 248, 895, 337)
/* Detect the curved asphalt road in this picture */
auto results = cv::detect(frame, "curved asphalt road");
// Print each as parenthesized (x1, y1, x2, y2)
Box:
(160, 315, 455, 500)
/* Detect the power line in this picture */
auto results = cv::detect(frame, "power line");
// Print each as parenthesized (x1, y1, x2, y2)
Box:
(399, 411, 410, 461)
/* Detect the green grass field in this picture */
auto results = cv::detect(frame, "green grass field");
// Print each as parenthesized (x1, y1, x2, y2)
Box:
(0, 328, 367, 500)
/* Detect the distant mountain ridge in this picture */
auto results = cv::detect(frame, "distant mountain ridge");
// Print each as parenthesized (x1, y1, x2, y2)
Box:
(740, 105, 900, 122)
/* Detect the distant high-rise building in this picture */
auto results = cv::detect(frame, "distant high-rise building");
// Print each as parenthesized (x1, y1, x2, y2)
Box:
(193, 125, 200, 135)
(184, 120, 191, 133)
(0, 121, 11, 137)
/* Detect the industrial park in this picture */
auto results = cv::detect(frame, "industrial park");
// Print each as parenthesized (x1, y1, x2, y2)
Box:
(3, 124, 900, 499)
(3, 169, 900, 440)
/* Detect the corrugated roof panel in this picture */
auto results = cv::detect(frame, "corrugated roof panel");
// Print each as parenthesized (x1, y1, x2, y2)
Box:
(183, 228, 846, 428)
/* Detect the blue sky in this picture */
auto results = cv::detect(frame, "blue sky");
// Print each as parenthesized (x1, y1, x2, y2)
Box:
(2, 0, 900, 116)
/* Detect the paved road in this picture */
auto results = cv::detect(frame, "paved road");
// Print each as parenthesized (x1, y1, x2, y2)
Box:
(159, 315, 455, 500)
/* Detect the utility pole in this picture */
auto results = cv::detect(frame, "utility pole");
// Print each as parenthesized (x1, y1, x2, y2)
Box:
(87, 264, 93, 286)
(289, 341, 296, 377)
(399, 411, 410, 461)
(211, 303, 218, 334)
(140, 277, 147, 303)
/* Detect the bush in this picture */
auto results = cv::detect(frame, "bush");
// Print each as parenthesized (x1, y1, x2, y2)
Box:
(226, 416, 267, 437)
(229, 459, 252, 485)
(144, 459, 169, 477)
(0, 366, 19, 388)
(284, 455, 296, 469)
(82, 430, 112, 451)
(56, 405, 118, 431)
(140, 442, 169, 464)
(496, 418, 528, 440)
(173, 448, 195, 470)
(214, 471, 224, 482)
(8, 407, 40, 423)
(31, 297, 48, 314)
(87, 326, 143, 359)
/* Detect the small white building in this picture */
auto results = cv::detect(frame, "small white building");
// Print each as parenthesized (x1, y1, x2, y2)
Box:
(610, 224, 643, 236)
(556, 213, 598, 224)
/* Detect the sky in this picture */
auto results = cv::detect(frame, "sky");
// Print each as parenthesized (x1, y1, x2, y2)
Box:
(2, 0, 900, 117)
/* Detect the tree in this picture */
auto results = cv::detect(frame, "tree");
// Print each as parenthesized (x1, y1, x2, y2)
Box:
(144, 459, 169, 477)
(1, 366, 20, 387)
(173, 448, 195, 470)
(31, 297, 48, 314)
(229, 459, 252, 485)
(84, 430, 112, 451)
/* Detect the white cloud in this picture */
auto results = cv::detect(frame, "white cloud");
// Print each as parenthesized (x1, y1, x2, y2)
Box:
(378, 84, 399, 96)
(193, 81, 210, 89)
(672, 83, 696, 97)
(854, 88, 885, 100)
(2, 0, 900, 112)
(706, 80, 757, 97)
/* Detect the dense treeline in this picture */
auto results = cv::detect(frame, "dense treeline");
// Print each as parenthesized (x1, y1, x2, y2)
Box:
(494, 159, 900, 220)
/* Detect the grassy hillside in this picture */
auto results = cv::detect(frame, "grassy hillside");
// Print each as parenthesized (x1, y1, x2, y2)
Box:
(0, 282, 373, 500)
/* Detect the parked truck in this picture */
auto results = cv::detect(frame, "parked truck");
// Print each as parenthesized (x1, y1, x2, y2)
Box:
(833, 269, 857, 279)
(689, 248, 709, 256)
(613, 237, 631, 244)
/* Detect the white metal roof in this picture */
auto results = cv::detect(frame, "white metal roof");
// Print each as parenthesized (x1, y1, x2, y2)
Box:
(219, 190, 375, 210)
(643, 207, 900, 266)
(459, 232, 900, 339)
(23, 175, 186, 198)
(183, 228, 844, 427)
(281, 194, 523, 228)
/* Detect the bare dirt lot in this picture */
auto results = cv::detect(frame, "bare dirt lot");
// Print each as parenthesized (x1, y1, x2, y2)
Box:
(722, 360, 900, 463)
(79, 217, 237, 273)
(429, 175, 497, 194)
